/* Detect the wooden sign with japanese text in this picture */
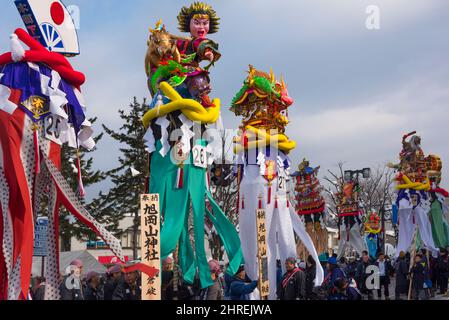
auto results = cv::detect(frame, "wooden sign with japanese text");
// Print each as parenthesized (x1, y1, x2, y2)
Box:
(140, 194, 161, 300)
(256, 209, 269, 298)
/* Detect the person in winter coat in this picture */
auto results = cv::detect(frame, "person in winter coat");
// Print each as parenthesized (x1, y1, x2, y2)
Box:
(410, 254, 427, 300)
(374, 252, 392, 300)
(112, 269, 141, 300)
(327, 277, 362, 300)
(394, 251, 409, 300)
(322, 256, 345, 294)
(59, 259, 84, 300)
(229, 265, 258, 300)
(355, 253, 374, 300)
(198, 260, 224, 300)
(305, 255, 317, 299)
(277, 257, 306, 300)
(436, 249, 449, 295)
(344, 256, 358, 280)
(103, 264, 123, 300)
(31, 277, 46, 300)
(84, 271, 102, 300)
(223, 264, 233, 300)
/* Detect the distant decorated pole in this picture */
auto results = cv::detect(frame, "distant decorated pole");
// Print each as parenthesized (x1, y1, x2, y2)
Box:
(140, 194, 161, 300)
(256, 204, 269, 300)
(388, 131, 440, 258)
(231, 65, 324, 299)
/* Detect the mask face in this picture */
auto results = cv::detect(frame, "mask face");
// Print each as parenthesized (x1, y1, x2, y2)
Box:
(190, 18, 210, 38)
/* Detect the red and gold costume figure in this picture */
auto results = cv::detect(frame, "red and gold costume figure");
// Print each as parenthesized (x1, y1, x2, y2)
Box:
(388, 132, 443, 256)
(292, 159, 328, 259)
(335, 176, 367, 258)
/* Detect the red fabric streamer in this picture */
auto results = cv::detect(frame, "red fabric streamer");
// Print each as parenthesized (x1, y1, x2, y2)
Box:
(176, 167, 184, 189)
(0, 28, 85, 88)
(431, 188, 449, 197)
(123, 263, 159, 279)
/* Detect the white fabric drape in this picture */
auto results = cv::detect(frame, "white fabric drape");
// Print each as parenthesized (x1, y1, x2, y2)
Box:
(239, 163, 323, 300)
(395, 198, 438, 257)
(337, 222, 367, 259)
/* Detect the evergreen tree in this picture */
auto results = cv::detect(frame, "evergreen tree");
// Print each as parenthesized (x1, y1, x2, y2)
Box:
(101, 97, 149, 259)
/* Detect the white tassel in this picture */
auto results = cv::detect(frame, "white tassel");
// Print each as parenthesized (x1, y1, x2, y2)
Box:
(10, 34, 25, 62)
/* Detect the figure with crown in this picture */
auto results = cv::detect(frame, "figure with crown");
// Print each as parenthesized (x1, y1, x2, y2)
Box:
(231, 65, 323, 300)
(364, 212, 382, 260)
(388, 132, 445, 256)
(141, 2, 243, 291)
(291, 159, 328, 260)
(335, 173, 368, 259)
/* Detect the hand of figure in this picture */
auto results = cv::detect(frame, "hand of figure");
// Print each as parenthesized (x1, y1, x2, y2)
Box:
(205, 50, 214, 61)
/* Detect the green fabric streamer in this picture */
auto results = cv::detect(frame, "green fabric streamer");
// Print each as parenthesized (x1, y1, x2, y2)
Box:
(430, 200, 449, 249)
(205, 192, 244, 276)
(149, 139, 243, 289)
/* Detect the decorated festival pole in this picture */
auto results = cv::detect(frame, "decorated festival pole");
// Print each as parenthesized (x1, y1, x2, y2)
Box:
(140, 194, 161, 300)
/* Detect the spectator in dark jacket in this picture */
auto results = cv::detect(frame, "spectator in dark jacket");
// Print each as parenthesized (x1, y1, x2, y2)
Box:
(277, 257, 306, 300)
(305, 255, 317, 299)
(394, 251, 409, 300)
(323, 257, 345, 293)
(31, 277, 46, 300)
(374, 252, 392, 300)
(84, 271, 102, 300)
(344, 257, 357, 280)
(356, 253, 374, 299)
(112, 269, 141, 300)
(410, 254, 427, 300)
(103, 264, 123, 300)
(224, 269, 233, 300)
(59, 259, 84, 300)
(328, 277, 362, 300)
(198, 260, 223, 300)
(436, 249, 449, 295)
(229, 265, 258, 300)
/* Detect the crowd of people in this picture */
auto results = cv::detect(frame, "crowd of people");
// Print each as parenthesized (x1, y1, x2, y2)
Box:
(29, 247, 449, 301)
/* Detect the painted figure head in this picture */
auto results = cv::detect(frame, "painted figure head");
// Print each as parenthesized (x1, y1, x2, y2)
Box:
(178, 2, 220, 37)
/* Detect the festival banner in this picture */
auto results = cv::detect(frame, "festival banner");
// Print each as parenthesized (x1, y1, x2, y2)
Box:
(256, 208, 269, 299)
(140, 194, 161, 300)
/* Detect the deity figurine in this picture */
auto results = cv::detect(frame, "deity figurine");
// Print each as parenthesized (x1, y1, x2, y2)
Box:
(145, 2, 221, 108)
(292, 159, 328, 259)
(141, 3, 243, 291)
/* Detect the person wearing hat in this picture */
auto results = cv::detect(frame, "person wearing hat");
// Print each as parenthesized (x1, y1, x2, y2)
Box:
(277, 257, 306, 300)
(229, 265, 258, 300)
(394, 251, 409, 300)
(112, 264, 141, 301)
(322, 256, 345, 295)
(103, 264, 123, 300)
(59, 259, 85, 300)
(84, 271, 102, 300)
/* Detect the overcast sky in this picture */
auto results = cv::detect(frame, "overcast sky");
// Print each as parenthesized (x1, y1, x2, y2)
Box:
(1, 0, 449, 197)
